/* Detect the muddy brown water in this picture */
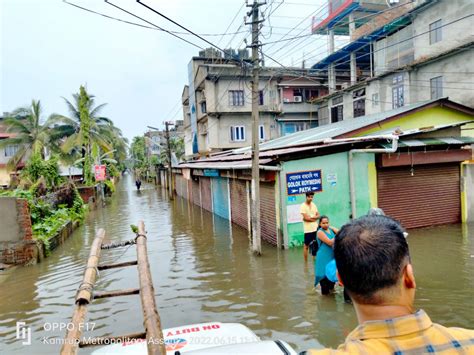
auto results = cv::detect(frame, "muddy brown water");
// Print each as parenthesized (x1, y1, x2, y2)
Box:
(1, 174, 473, 354)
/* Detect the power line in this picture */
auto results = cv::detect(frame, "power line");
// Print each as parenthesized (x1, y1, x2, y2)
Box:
(103, 0, 203, 49)
(137, 0, 227, 54)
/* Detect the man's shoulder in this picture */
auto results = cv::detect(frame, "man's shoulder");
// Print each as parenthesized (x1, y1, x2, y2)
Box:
(431, 322, 474, 338)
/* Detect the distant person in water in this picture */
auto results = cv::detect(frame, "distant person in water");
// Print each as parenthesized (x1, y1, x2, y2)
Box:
(314, 215, 338, 294)
(300, 192, 320, 262)
(307, 215, 474, 354)
(135, 179, 142, 191)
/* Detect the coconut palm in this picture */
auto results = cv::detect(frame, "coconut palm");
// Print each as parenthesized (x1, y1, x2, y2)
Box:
(50, 85, 116, 184)
(0, 100, 55, 170)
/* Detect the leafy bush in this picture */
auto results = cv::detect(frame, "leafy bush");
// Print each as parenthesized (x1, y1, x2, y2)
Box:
(1, 182, 86, 253)
(22, 154, 63, 189)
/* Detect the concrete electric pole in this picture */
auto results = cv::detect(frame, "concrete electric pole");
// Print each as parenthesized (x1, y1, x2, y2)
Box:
(247, 0, 265, 255)
(165, 121, 174, 200)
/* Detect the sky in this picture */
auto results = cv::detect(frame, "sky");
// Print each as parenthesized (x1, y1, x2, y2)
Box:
(1, 0, 342, 142)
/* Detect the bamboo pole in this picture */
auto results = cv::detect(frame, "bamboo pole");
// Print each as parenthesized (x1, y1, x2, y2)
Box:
(61, 228, 105, 355)
(93, 288, 140, 299)
(136, 221, 166, 354)
(98, 260, 137, 270)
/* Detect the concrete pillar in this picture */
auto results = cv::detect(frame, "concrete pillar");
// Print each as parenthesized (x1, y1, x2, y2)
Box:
(328, 29, 336, 93)
(329, 29, 335, 54)
(329, 63, 336, 93)
(348, 13, 356, 38)
(350, 51, 357, 85)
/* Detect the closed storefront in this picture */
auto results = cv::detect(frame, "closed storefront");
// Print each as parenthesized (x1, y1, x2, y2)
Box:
(192, 179, 201, 207)
(200, 177, 212, 213)
(260, 182, 277, 245)
(175, 175, 187, 198)
(230, 179, 249, 230)
(212, 177, 230, 220)
(377, 163, 461, 229)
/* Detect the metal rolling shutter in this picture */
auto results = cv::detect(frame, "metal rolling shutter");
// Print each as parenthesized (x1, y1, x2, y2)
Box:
(192, 180, 200, 207)
(230, 179, 249, 230)
(377, 164, 460, 229)
(260, 182, 277, 245)
(200, 177, 212, 212)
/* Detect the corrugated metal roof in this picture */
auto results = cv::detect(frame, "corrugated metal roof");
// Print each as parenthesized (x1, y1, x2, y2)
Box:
(234, 98, 446, 154)
(178, 158, 273, 170)
(378, 136, 474, 149)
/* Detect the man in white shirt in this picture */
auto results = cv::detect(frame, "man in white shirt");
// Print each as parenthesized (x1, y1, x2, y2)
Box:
(300, 192, 320, 262)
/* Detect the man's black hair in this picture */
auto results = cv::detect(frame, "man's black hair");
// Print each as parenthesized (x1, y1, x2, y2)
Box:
(334, 215, 409, 304)
(305, 192, 315, 197)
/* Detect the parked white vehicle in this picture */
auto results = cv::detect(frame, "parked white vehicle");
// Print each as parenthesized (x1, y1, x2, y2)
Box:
(91, 322, 297, 354)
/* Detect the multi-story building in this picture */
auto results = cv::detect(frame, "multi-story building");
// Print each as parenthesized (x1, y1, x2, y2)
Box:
(182, 49, 329, 158)
(144, 121, 185, 159)
(0, 113, 25, 187)
(309, 0, 473, 124)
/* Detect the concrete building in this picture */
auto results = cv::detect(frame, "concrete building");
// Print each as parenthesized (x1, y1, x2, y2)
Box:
(175, 98, 474, 248)
(182, 50, 329, 158)
(0, 115, 25, 187)
(309, 0, 473, 124)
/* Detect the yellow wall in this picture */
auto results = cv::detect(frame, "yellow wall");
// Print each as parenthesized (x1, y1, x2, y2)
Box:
(368, 161, 378, 208)
(356, 107, 473, 137)
(0, 168, 10, 186)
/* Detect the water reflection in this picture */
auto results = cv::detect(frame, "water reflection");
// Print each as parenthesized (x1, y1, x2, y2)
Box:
(0, 175, 472, 354)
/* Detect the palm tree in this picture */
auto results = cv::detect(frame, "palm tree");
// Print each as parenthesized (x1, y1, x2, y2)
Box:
(0, 100, 55, 170)
(51, 85, 116, 184)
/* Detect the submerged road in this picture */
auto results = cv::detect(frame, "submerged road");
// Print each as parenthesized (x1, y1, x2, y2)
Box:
(0, 174, 473, 353)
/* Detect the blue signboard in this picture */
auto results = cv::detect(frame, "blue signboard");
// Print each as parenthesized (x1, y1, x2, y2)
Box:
(286, 170, 322, 195)
(203, 169, 219, 177)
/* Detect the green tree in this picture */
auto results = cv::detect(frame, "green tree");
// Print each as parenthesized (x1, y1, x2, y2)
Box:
(51, 85, 118, 184)
(0, 100, 55, 170)
(130, 136, 147, 170)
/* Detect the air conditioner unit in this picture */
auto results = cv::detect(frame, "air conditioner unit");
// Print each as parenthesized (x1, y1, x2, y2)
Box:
(283, 98, 290, 103)
(341, 82, 350, 89)
(293, 96, 303, 102)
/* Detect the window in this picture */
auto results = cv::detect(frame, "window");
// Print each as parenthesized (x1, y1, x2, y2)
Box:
(259, 125, 265, 141)
(230, 126, 245, 142)
(259, 90, 264, 105)
(200, 101, 207, 114)
(372, 93, 379, 107)
(4, 145, 19, 157)
(392, 74, 404, 109)
(229, 90, 244, 106)
(429, 19, 442, 44)
(331, 96, 343, 123)
(352, 88, 366, 118)
(430, 76, 443, 99)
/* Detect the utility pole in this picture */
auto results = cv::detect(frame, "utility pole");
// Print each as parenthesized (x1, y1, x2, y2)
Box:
(247, 0, 265, 255)
(165, 121, 174, 200)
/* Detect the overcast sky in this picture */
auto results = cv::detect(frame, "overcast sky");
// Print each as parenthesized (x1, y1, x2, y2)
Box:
(1, 0, 340, 142)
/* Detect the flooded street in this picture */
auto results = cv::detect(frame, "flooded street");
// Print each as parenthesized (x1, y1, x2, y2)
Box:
(1, 174, 473, 354)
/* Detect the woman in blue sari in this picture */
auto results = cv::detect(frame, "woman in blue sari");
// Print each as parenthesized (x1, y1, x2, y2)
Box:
(314, 215, 339, 295)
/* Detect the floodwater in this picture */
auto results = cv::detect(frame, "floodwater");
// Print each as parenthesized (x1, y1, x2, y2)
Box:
(0, 174, 473, 354)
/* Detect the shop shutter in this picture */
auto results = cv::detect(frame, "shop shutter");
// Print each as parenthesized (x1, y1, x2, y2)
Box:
(212, 177, 230, 220)
(192, 179, 201, 207)
(230, 179, 249, 230)
(200, 177, 212, 212)
(260, 182, 278, 245)
(377, 164, 460, 229)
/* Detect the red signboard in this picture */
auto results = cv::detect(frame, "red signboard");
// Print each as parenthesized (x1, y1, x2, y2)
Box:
(94, 165, 106, 181)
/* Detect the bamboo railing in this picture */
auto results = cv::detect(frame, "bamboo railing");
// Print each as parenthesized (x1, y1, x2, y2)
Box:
(60, 221, 165, 355)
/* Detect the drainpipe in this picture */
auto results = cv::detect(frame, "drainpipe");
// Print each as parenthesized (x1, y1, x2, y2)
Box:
(347, 135, 399, 220)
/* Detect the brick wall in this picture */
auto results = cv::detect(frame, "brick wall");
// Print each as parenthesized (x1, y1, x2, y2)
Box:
(1, 198, 39, 265)
(260, 182, 277, 246)
(200, 177, 212, 212)
(230, 179, 249, 230)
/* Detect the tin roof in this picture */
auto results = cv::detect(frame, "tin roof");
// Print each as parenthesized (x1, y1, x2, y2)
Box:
(233, 98, 473, 154)
(378, 136, 474, 149)
(178, 158, 273, 170)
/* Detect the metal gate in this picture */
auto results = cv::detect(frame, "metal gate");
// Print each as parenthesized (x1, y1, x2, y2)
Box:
(377, 164, 461, 229)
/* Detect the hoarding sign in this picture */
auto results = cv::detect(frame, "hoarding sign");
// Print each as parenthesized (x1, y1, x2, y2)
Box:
(94, 165, 106, 181)
(286, 170, 322, 195)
